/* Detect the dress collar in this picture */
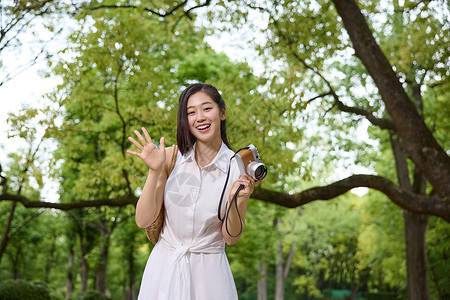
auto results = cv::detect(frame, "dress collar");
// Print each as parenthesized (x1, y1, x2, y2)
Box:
(180, 142, 231, 174)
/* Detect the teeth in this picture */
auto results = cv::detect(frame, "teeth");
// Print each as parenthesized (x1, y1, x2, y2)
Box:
(197, 125, 210, 130)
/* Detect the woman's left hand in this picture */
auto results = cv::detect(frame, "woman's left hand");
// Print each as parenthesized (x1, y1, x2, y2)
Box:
(230, 173, 257, 200)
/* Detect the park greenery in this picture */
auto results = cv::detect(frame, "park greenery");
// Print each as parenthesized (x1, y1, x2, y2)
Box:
(0, 1, 449, 300)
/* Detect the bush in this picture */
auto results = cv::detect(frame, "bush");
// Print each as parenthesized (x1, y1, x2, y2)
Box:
(69, 290, 111, 300)
(0, 279, 51, 300)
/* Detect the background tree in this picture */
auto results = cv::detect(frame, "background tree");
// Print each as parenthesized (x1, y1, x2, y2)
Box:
(0, 0, 72, 86)
(30, 3, 296, 298)
(3, 2, 447, 217)
(1, 0, 449, 299)
(207, 0, 449, 298)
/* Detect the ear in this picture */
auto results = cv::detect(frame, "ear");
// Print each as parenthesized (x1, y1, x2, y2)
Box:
(220, 107, 226, 121)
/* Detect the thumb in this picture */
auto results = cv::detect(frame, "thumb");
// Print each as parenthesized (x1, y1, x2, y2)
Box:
(160, 137, 165, 150)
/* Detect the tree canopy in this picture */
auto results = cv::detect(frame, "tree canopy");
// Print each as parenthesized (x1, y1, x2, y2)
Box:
(0, 0, 449, 299)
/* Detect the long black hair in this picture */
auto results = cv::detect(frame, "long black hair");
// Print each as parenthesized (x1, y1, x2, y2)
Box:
(177, 83, 231, 155)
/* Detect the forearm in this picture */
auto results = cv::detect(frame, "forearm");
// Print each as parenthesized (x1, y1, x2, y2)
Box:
(222, 196, 249, 245)
(135, 169, 165, 228)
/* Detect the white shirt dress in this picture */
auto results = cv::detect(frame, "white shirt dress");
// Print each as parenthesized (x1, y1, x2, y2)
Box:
(137, 142, 241, 300)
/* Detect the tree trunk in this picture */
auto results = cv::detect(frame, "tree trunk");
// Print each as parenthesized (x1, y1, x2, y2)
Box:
(65, 237, 75, 300)
(12, 245, 21, 279)
(392, 136, 431, 300)
(125, 238, 137, 300)
(257, 262, 267, 300)
(317, 269, 325, 291)
(80, 255, 89, 291)
(350, 272, 358, 300)
(403, 98, 431, 300)
(274, 219, 295, 300)
(350, 288, 358, 300)
(331, 0, 450, 198)
(95, 239, 108, 293)
(45, 235, 56, 282)
(74, 211, 100, 292)
(404, 210, 430, 300)
(350, 268, 369, 300)
(0, 201, 17, 263)
(95, 221, 111, 293)
(275, 239, 285, 300)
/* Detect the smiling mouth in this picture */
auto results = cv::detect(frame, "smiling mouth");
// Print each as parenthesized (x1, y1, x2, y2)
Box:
(196, 124, 211, 131)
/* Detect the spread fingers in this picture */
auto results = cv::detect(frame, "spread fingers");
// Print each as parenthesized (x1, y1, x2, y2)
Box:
(128, 136, 143, 151)
(134, 130, 147, 146)
(142, 127, 153, 145)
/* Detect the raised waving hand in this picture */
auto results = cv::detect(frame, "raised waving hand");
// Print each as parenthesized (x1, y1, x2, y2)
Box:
(127, 128, 166, 172)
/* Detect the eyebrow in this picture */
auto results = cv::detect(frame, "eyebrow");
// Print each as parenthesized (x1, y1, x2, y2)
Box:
(186, 101, 213, 110)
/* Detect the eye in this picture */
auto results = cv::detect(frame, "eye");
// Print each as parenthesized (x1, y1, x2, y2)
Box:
(187, 111, 195, 115)
(204, 107, 212, 111)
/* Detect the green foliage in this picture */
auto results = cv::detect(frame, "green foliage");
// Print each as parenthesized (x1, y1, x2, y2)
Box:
(377, 0, 449, 80)
(0, 280, 51, 300)
(359, 190, 407, 290)
(423, 80, 450, 149)
(69, 290, 111, 300)
(227, 200, 286, 279)
(426, 217, 450, 298)
(105, 212, 150, 299)
(294, 275, 322, 297)
(51, 7, 195, 201)
(33, 1, 299, 298)
(1, 1, 448, 299)
(290, 195, 362, 289)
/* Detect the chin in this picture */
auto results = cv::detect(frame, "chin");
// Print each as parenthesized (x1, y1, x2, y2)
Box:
(197, 134, 221, 145)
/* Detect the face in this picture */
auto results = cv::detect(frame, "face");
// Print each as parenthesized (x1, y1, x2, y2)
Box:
(186, 91, 226, 145)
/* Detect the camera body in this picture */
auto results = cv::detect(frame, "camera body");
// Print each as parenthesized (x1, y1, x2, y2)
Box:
(235, 144, 267, 181)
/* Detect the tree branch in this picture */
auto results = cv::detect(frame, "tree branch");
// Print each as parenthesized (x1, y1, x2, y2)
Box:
(86, 0, 211, 19)
(264, 0, 450, 195)
(334, 98, 395, 130)
(0, 1, 62, 86)
(304, 91, 333, 104)
(183, 0, 211, 18)
(1, 175, 448, 221)
(252, 174, 449, 222)
(0, 194, 138, 210)
(290, 51, 395, 130)
(87, 1, 211, 32)
(9, 210, 44, 240)
(87, 2, 186, 17)
(331, 0, 450, 197)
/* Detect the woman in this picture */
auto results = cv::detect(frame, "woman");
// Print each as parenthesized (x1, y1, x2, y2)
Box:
(127, 83, 256, 299)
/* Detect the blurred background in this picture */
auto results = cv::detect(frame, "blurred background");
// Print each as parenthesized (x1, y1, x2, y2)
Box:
(0, 1, 448, 300)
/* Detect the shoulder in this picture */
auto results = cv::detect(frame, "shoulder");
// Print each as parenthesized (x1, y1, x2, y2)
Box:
(218, 142, 235, 158)
(224, 147, 237, 165)
(224, 146, 235, 157)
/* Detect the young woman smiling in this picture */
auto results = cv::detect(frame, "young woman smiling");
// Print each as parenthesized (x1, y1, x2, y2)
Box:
(127, 83, 256, 299)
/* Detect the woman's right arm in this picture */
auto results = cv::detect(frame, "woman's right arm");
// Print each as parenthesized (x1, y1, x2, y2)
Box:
(135, 166, 167, 228)
(127, 128, 173, 228)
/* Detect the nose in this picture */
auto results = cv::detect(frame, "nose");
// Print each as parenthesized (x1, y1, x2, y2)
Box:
(196, 110, 206, 122)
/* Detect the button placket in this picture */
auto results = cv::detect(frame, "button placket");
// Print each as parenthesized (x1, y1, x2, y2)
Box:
(192, 168, 204, 240)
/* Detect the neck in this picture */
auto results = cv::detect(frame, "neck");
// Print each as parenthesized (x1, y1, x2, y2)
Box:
(195, 138, 222, 169)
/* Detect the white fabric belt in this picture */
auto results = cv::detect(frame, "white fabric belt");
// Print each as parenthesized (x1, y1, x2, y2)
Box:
(156, 238, 225, 299)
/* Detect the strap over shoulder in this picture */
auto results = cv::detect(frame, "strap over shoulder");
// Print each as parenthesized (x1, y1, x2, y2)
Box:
(168, 144, 178, 175)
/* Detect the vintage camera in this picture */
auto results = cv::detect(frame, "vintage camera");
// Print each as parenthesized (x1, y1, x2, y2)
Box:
(235, 144, 267, 181)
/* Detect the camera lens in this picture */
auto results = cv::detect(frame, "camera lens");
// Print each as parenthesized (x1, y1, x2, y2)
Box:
(248, 162, 267, 181)
(254, 165, 267, 180)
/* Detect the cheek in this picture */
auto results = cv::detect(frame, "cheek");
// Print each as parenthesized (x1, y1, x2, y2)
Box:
(187, 115, 195, 125)
(209, 111, 221, 122)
